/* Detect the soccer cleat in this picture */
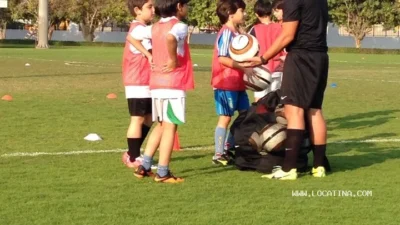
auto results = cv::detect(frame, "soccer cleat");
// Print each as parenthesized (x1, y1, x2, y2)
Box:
(134, 165, 155, 179)
(212, 153, 230, 166)
(311, 166, 326, 178)
(122, 152, 141, 169)
(154, 171, 184, 183)
(261, 168, 298, 180)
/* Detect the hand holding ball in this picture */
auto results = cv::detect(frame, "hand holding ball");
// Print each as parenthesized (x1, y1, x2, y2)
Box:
(229, 34, 272, 92)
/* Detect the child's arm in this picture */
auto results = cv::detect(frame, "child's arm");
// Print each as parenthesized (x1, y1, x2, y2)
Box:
(127, 25, 153, 64)
(127, 35, 152, 60)
(218, 57, 254, 75)
(162, 34, 178, 72)
(162, 22, 188, 72)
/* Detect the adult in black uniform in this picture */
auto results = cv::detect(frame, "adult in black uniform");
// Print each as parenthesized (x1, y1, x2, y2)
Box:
(241, 0, 329, 180)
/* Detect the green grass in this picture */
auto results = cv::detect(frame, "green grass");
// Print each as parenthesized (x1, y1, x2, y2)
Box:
(0, 46, 400, 225)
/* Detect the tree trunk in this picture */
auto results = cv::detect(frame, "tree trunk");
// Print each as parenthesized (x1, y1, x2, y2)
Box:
(80, 23, 95, 42)
(36, 0, 49, 49)
(0, 21, 6, 39)
(187, 26, 194, 44)
(48, 24, 55, 40)
(355, 37, 362, 49)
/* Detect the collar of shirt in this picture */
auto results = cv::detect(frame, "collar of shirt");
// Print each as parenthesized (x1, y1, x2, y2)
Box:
(159, 16, 178, 23)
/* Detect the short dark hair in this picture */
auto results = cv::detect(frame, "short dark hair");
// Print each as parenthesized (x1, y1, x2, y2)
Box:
(216, 0, 246, 24)
(155, 0, 190, 17)
(272, 0, 283, 10)
(127, 0, 150, 17)
(254, 0, 272, 17)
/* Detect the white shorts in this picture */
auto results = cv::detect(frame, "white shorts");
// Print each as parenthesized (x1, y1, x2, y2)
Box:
(152, 97, 186, 124)
(254, 72, 283, 99)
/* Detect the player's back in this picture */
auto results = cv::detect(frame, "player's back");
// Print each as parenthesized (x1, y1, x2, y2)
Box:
(285, 0, 328, 52)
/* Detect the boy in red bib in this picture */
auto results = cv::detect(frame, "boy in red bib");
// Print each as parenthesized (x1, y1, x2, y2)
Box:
(121, 0, 155, 169)
(134, 0, 194, 183)
(248, 0, 286, 101)
(272, 0, 284, 24)
(211, 0, 253, 165)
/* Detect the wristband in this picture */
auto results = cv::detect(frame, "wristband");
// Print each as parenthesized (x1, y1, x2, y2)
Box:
(260, 56, 268, 65)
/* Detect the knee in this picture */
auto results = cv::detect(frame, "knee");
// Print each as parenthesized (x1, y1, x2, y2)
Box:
(217, 116, 231, 127)
(284, 105, 304, 119)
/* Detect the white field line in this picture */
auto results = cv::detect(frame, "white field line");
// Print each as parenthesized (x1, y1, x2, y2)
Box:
(330, 59, 400, 65)
(0, 56, 118, 67)
(1, 139, 399, 158)
(329, 76, 400, 83)
(1, 146, 214, 158)
(332, 138, 400, 144)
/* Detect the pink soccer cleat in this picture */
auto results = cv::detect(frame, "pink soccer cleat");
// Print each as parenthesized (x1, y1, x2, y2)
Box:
(122, 152, 141, 169)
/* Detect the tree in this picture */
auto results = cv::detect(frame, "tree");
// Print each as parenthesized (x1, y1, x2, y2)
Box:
(188, 0, 220, 33)
(328, 0, 400, 48)
(68, 0, 128, 42)
(9, 0, 37, 23)
(102, 0, 130, 30)
(36, 0, 48, 48)
(67, 0, 102, 41)
(187, 0, 257, 34)
(47, 0, 70, 39)
(0, 8, 11, 39)
(8, 0, 69, 40)
(244, 0, 257, 30)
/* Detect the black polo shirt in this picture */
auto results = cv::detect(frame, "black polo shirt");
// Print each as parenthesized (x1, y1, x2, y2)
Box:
(283, 0, 329, 52)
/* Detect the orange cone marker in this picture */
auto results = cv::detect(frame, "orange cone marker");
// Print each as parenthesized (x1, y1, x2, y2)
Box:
(107, 93, 117, 99)
(1, 95, 13, 101)
(173, 132, 181, 151)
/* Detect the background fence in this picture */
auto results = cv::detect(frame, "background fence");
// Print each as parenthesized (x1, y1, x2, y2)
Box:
(4, 23, 400, 49)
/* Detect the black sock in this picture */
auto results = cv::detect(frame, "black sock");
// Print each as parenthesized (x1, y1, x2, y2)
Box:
(313, 144, 326, 168)
(139, 125, 151, 146)
(127, 138, 141, 161)
(282, 129, 304, 172)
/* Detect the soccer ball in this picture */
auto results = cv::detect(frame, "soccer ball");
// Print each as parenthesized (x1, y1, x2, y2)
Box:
(249, 131, 262, 151)
(259, 123, 287, 152)
(243, 66, 272, 92)
(229, 34, 259, 62)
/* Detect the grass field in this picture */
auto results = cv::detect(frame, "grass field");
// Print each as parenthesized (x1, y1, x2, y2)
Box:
(1, 45, 400, 225)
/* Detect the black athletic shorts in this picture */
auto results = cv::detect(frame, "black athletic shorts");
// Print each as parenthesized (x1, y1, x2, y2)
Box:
(127, 98, 152, 116)
(280, 50, 329, 109)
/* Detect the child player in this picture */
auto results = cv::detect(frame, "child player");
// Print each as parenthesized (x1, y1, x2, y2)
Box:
(248, 0, 286, 101)
(211, 0, 253, 166)
(121, 0, 155, 169)
(134, 0, 194, 183)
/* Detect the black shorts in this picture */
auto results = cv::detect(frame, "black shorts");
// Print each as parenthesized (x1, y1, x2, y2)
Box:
(280, 50, 329, 109)
(127, 98, 152, 116)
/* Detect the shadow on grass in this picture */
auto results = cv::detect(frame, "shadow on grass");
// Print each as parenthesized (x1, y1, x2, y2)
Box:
(325, 131, 400, 172)
(327, 110, 400, 130)
(172, 152, 209, 162)
(324, 110, 400, 171)
(169, 111, 400, 175)
(171, 150, 238, 177)
(328, 142, 400, 172)
(179, 165, 237, 178)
